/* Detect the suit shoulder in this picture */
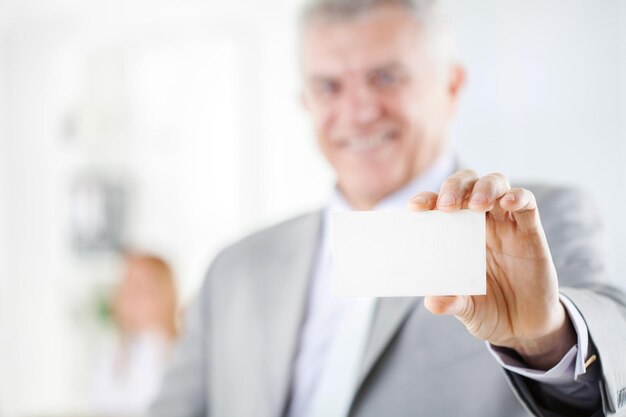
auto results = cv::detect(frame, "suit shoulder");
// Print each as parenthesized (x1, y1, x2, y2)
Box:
(514, 182, 586, 203)
(212, 209, 323, 268)
(513, 182, 598, 218)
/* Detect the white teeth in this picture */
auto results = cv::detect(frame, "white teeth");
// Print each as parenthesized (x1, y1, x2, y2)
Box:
(345, 133, 393, 152)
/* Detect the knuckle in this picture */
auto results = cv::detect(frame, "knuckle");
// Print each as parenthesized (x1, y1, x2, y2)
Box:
(485, 172, 509, 185)
(472, 179, 496, 195)
(475, 185, 496, 198)
(457, 169, 478, 179)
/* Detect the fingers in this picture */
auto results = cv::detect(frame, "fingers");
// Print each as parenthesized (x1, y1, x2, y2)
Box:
(408, 191, 438, 211)
(499, 187, 540, 230)
(408, 172, 539, 230)
(424, 295, 473, 322)
(436, 169, 479, 211)
(409, 170, 507, 213)
(467, 173, 511, 213)
(408, 169, 479, 212)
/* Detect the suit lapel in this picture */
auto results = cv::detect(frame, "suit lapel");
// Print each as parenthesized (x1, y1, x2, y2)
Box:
(260, 211, 323, 417)
(354, 297, 419, 392)
(259, 212, 420, 417)
(259, 214, 420, 417)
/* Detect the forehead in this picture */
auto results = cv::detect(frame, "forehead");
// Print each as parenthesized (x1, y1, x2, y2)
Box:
(301, 6, 425, 76)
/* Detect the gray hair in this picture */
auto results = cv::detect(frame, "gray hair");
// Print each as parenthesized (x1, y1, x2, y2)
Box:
(299, 0, 457, 65)
(301, 0, 438, 25)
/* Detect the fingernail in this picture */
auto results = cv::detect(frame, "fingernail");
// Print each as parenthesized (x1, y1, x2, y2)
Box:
(470, 193, 487, 205)
(502, 193, 515, 202)
(410, 194, 428, 204)
(438, 192, 456, 207)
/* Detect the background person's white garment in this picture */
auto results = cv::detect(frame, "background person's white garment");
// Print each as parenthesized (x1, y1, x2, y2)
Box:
(91, 331, 171, 416)
(287, 153, 593, 417)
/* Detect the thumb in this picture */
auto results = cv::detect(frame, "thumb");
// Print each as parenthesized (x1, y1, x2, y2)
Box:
(424, 295, 473, 322)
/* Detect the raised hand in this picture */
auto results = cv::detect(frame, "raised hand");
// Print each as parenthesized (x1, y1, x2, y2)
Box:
(408, 170, 576, 370)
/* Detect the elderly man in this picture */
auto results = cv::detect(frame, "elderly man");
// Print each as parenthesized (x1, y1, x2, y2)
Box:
(149, 0, 626, 416)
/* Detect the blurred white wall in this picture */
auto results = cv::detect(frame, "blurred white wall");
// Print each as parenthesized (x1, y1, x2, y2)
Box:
(0, 2, 10, 415)
(445, 0, 626, 279)
(0, 0, 624, 416)
(0, 0, 328, 415)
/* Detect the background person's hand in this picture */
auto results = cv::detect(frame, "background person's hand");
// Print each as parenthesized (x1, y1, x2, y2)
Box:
(408, 169, 576, 370)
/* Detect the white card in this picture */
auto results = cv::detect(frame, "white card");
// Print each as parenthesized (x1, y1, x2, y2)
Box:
(332, 210, 486, 297)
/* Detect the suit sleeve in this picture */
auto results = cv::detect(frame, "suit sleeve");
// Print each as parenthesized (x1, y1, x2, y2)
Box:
(147, 268, 212, 417)
(503, 187, 626, 417)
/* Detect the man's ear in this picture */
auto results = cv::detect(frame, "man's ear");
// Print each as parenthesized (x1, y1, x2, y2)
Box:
(447, 64, 466, 116)
(449, 64, 466, 100)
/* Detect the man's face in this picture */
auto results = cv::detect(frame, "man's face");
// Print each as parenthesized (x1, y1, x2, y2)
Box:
(301, 6, 464, 208)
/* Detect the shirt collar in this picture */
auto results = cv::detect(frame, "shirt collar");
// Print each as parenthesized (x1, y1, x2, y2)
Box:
(328, 152, 456, 214)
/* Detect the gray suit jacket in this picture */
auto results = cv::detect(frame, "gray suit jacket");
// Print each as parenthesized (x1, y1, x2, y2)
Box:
(149, 185, 626, 417)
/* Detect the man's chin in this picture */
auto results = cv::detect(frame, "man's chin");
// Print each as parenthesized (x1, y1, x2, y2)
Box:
(341, 176, 402, 208)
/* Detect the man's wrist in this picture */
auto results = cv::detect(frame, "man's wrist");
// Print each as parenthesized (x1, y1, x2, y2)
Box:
(508, 303, 577, 370)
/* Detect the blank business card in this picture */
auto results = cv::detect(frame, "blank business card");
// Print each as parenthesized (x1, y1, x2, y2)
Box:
(332, 210, 486, 297)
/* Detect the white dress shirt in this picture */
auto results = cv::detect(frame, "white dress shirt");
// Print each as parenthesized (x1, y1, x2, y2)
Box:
(287, 153, 592, 417)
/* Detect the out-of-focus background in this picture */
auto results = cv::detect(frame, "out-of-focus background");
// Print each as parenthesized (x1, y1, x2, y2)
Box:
(0, 0, 624, 415)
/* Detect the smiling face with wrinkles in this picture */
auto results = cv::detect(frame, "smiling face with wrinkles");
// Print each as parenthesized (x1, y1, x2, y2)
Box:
(300, 5, 465, 209)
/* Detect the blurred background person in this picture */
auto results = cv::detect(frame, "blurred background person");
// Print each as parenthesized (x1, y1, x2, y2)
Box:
(90, 253, 179, 417)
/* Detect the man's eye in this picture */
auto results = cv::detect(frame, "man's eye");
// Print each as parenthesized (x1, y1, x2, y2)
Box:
(371, 71, 399, 88)
(315, 80, 340, 96)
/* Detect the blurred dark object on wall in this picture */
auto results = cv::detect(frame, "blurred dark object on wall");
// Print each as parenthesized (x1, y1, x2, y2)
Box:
(70, 173, 127, 255)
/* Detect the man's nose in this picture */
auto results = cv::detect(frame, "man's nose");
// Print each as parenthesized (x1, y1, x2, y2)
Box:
(337, 83, 382, 127)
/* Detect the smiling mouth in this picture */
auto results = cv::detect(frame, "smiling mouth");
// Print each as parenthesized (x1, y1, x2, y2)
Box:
(339, 131, 396, 153)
